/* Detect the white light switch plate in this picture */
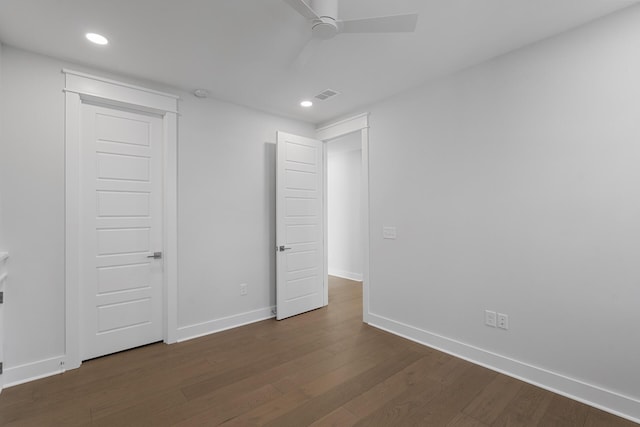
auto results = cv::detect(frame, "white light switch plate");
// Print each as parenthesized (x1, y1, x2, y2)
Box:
(485, 310, 497, 327)
(383, 226, 397, 239)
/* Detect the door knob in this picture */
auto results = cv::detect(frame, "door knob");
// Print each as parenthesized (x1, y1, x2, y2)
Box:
(147, 251, 162, 259)
(278, 246, 292, 252)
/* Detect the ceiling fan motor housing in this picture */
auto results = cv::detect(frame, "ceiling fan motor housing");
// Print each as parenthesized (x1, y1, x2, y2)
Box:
(310, 0, 338, 18)
(310, 0, 339, 39)
(312, 17, 338, 39)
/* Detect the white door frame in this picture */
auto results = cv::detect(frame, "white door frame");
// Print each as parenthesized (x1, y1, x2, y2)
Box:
(316, 113, 370, 323)
(63, 69, 179, 369)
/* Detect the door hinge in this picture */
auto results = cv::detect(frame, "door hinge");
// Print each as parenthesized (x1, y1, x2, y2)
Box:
(0, 362, 3, 375)
(0, 291, 3, 304)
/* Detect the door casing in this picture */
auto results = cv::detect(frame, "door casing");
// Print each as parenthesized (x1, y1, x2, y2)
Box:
(64, 69, 179, 370)
(316, 113, 370, 323)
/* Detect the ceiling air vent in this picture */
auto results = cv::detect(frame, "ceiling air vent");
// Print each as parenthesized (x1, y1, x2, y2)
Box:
(314, 89, 341, 101)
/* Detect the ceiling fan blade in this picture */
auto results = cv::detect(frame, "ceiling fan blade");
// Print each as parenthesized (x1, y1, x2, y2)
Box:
(338, 13, 418, 33)
(292, 37, 322, 70)
(283, 0, 319, 20)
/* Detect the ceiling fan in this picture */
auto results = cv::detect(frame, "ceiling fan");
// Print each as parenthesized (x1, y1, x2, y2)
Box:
(284, 0, 419, 66)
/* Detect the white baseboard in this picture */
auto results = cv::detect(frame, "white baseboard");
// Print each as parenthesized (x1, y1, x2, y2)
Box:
(4, 355, 66, 388)
(2, 308, 275, 389)
(2, 307, 275, 389)
(177, 306, 275, 342)
(328, 269, 363, 282)
(368, 312, 640, 424)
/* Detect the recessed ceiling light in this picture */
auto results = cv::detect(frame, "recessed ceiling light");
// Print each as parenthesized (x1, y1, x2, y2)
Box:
(86, 33, 109, 45)
(300, 100, 313, 108)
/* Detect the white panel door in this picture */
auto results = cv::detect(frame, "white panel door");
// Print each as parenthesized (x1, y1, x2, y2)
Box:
(81, 104, 163, 360)
(276, 132, 324, 320)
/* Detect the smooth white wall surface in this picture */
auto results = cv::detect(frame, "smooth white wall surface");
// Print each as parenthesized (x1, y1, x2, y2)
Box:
(0, 45, 313, 376)
(0, 41, 5, 252)
(327, 133, 362, 281)
(178, 92, 313, 329)
(0, 47, 66, 367)
(363, 4, 640, 418)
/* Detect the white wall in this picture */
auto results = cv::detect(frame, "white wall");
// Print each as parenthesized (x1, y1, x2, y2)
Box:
(0, 47, 66, 370)
(327, 133, 362, 281)
(177, 89, 314, 336)
(0, 41, 5, 253)
(0, 45, 314, 381)
(363, 4, 640, 421)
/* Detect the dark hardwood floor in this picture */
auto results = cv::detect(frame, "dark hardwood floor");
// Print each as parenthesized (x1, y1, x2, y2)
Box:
(0, 276, 636, 426)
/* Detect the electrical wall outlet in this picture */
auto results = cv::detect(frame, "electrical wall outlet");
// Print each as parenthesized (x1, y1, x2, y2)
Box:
(497, 313, 509, 330)
(485, 310, 497, 327)
(240, 283, 248, 296)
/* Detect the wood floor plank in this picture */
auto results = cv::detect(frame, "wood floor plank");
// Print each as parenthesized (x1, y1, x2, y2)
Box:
(343, 356, 444, 418)
(0, 277, 635, 427)
(91, 389, 188, 427)
(174, 384, 283, 427)
(180, 325, 374, 401)
(2, 400, 92, 427)
(491, 382, 553, 427)
(462, 373, 524, 424)
(584, 407, 639, 427)
(308, 407, 358, 427)
(535, 394, 590, 426)
(217, 390, 310, 426)
(407, 364, 498, 426)
(142, 349, 335, 426)
(271, 332, 401, 395)
(358, 365, 498, 426)
(427, 355, 473, 385)
(351, 370, 444, 427)
(263, 349, 425, 427)
(447, 413, 489, 427)
(0, 384, 33, 411)
(89, 357, 213, 420)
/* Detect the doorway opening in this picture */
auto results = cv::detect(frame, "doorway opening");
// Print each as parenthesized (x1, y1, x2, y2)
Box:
(274, 113, 369, 321)
(317, 113, 370, 323)
(326, 132, 363, 305)
(64, 69, 179, 371)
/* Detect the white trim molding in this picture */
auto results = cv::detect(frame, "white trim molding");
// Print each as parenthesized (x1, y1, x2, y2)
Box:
(63, 69, 179, 371)
(63, 69, 179, 113)
(3, 355, 66, 388)
(0, 252, 6, 393)
(369, 313, 640, 425)
(177, 307, 276, 342)
(316, 113, 371, 323)
(328, 269, 363, 282)
(316, 113, 369, 141)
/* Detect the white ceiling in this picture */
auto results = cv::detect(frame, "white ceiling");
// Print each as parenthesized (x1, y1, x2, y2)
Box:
(0, 0, 637, 124)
